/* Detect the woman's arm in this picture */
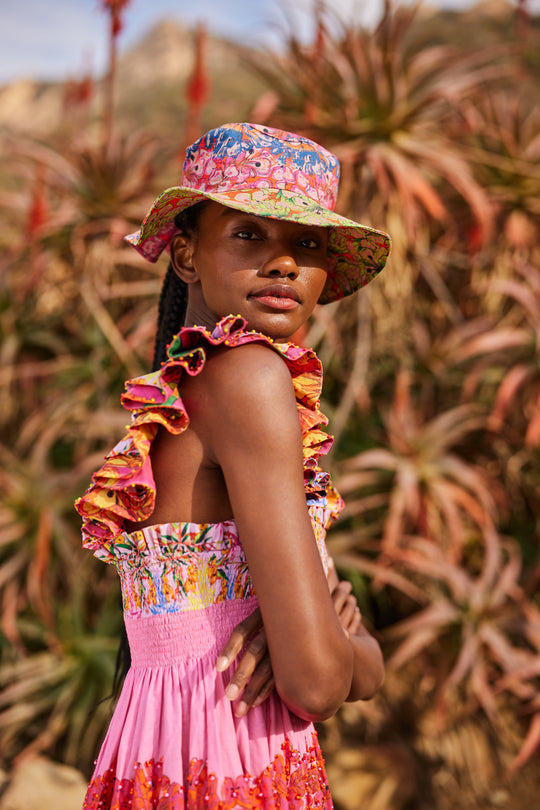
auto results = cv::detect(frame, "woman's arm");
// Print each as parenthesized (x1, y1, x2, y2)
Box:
(217, 561, 383, 716)
(197, 343, 353, 722)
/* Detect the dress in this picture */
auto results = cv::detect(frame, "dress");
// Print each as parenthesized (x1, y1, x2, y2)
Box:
(75, 315, 344, 810)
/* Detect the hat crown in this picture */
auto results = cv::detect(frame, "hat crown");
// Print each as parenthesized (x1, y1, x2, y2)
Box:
(182, 123, 339, 211)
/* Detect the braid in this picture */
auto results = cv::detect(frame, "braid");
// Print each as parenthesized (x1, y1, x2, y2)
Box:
(152, 201, 207, 371)
(152, 265, 188, 370)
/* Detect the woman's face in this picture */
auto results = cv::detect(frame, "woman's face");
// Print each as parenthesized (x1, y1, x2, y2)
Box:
(172, 201, 329, 342)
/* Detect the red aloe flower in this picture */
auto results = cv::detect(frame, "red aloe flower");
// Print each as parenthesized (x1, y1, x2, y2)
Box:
(184, 22, 210, 150)
(63, 73, 95, 111)
(26, 165, 49, 240)
(101, 0, 131, 38)
(101, 0, 131, 152)
(186, 22, 210, 107)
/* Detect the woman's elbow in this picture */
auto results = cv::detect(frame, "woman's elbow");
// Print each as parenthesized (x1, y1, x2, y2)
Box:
(279, 680, 350, 722)
(276, 648, 354, 721)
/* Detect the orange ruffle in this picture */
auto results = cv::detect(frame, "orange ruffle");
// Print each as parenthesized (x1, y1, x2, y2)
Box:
(75, 315, 342, 562)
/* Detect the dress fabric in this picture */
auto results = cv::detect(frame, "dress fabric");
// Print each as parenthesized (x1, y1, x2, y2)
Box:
(75, 315, 343, 810)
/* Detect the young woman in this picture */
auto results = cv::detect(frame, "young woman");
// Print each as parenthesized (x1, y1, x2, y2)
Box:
(76, 122, 390, 809)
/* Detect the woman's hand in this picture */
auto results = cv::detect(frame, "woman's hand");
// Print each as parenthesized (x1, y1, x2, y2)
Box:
(216, 608, 274, 718)
(326, 557, 362, 637)
(326, 558, 385, 700)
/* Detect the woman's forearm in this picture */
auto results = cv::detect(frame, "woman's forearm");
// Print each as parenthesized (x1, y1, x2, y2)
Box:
(346, 624, 385, 701)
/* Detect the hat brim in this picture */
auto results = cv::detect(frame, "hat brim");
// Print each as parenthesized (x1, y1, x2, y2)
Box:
(125, 186, 391, 305)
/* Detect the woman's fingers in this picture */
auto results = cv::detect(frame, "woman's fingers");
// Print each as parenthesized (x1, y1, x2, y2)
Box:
(233, 654, 275, 718)
(338, 595, 359, 631)
(216, 608, 276, 716)
(224, 630, 273, 716)
(349, 606, 362, 635)
(331, 579, 353, 614)
(216, 607, 263, 671)
(331, 580, 364, 633)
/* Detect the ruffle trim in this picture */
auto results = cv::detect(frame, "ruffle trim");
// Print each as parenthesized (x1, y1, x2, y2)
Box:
(76, 315, 342, 561)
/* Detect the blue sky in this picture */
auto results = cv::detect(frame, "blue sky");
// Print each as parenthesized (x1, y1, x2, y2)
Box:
(0, 0, 536, 86)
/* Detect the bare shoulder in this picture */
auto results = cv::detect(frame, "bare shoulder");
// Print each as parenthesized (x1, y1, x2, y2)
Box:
(185, 342, 299, 459)
(201, 342, 297, 416)
(206, 342, 292, 388)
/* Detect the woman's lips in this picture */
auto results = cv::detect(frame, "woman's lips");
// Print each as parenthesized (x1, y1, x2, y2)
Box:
(250, 285, 300, 310)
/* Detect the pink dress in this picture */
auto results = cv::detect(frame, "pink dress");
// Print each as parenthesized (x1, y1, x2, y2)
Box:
(76, 315, 343, 810)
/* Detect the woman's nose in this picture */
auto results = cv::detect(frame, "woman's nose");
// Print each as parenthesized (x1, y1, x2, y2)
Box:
(261, 253, 299, 279)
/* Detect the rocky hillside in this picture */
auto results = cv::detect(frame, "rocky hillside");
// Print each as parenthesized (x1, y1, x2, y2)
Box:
(0, 19, 265, 137)
(0, 2, 538, 138)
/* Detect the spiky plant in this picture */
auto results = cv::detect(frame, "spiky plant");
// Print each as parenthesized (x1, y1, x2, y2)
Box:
(335, 369, 497, 560)
(382, 529, 540, 772)
(249, 1, 499, 249)
(455, 259, 540, 449)
(0, 555, 121, 773)
(463, 92, 540, 251)
(247, 0, 509, 434)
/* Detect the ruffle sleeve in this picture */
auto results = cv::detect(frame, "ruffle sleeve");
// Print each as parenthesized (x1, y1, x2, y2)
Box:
(75, 314, 343, 563)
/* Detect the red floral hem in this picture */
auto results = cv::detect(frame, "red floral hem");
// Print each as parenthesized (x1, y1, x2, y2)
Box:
(83, 735, 333, 809)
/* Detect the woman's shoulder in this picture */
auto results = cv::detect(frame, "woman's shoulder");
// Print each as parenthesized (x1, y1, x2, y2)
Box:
(193, 342, 298, 447)
(201, 339, 293, 396)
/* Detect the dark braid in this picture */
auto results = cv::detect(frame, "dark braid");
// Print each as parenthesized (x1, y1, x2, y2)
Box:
(152, 201, 208, 370)
(112, 201, 207, 701)
(152, 265, 189, 370)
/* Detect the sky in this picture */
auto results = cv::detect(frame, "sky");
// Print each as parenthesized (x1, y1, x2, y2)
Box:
(0, 0, 537, 86)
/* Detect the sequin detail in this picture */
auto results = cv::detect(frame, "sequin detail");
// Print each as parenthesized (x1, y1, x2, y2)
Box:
(84, 736, 332, 810)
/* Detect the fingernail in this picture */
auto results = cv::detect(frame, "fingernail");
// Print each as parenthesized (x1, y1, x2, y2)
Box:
(226, 683, 239, 700)
(216, 656, 229, 672)
(235, 701, 248, 717)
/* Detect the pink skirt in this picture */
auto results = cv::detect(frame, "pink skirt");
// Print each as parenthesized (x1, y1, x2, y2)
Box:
(83, 598, 333, 809)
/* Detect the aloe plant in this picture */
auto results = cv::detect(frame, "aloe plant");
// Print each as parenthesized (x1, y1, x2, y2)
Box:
(455, 260, 540, 448)
(382, 529, 540, 772)
(248, 1, 501, 248)
(336, 370, 495, 560)
(463, 92, 540, 247)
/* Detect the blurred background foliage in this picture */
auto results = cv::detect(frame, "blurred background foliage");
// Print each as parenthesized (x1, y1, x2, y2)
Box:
(0, 0, 539, 807)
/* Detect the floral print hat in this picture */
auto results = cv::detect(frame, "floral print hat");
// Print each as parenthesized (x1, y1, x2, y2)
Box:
(126, 122, 391, 304)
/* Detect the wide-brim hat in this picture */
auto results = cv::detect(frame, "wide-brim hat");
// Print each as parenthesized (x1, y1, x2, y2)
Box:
(125, 123, 391, 305)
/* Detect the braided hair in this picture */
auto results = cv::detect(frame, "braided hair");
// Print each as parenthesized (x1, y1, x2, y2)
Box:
(152, 201, 207, 371)
(112, 201, 207, 700)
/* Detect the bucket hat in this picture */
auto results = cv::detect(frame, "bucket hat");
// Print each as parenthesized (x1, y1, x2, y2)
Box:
(125, 122, 391, 304)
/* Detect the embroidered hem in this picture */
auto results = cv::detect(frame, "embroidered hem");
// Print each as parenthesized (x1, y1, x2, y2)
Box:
(83, 735, 333, 810)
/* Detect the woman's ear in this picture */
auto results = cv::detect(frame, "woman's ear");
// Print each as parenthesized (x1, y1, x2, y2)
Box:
(170, 234, 198, 284)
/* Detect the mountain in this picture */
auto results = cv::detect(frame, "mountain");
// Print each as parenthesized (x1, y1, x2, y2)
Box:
(0, 3, 538, 137)
(0, 19, 265, 137)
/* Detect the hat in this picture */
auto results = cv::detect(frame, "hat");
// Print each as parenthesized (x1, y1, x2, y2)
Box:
(125, 123, 391, 304)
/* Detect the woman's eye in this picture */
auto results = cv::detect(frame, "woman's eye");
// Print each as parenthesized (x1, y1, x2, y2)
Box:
(235, 230, 258, 240)
(300, 238, 321, 249)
